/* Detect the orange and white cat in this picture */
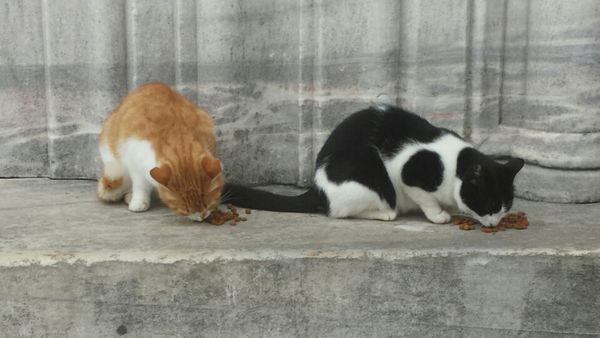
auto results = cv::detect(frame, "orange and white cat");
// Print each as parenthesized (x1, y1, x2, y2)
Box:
(97, 82, 224, 221)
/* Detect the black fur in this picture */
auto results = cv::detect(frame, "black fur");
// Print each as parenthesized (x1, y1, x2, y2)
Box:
(222, 184, 327, 213)
(456, 148, 524, 217)
(401, 150, 443, 192)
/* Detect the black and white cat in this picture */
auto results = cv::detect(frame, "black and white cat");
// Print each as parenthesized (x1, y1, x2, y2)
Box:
(224, 105, 524, 227)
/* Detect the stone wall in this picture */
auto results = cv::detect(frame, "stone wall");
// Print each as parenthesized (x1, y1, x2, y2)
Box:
(1, 0, 599, 202)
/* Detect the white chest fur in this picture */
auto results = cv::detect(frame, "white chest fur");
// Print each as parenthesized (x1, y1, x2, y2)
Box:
(119, 138, 160, 186)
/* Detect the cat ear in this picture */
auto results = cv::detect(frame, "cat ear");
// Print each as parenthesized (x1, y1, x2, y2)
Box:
(505, 158, 525, 178)
(150, 165, 172, 186)
(202, 157, 222, 179)
(467, 164, 483, 186)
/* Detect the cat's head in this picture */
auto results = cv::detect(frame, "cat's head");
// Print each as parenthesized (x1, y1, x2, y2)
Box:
(150, 155, 224, 221)
(455, 148, 525, 226)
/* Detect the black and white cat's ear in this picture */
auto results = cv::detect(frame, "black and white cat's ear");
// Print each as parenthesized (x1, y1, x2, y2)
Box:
(466, 164, 483, 186)
(504, 158, 525, 178)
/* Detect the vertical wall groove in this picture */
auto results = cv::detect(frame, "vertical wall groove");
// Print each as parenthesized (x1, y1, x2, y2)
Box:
(125, 0, 136, 90)
(297, 0, 312, 185)
(122, 0, 129, 92)
(174, 0, 182, 87)
(41, 0, 52, 177)
(463, 0, 474, 141)
(498, 0, 509, 125)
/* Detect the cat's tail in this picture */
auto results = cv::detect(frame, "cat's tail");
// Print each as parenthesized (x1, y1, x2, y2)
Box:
(221, 183, 326, 213)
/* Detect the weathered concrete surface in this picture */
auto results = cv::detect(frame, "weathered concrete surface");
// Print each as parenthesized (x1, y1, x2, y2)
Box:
(1, 179, 599, 337)
(1, 0, 598, 202)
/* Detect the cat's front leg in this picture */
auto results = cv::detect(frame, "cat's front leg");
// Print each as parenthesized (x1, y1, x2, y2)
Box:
(357, 209, 398, 221)
(422, 208, 451, 224)
(406, 188, 451, 224)
(127, 172, 152, 212)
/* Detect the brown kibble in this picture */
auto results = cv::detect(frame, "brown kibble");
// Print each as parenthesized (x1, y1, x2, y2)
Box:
(498, 211, 529, 229)
(205, 210, 226, 225)
(452, 215, 477, 230)
(481, 226, 498, 233)
(227, 204, 237, 213)
(245, 209, 251, 214)
(204, 204, 251, 226)
(452, 211, 529, 234)
(459, 223, 475, 230)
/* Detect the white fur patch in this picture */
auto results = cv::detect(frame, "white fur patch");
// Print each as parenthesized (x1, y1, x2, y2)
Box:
(479, 209, 506, 227)
(99, 145, 125, 180)
(99, 144, 116, 163)
(119, 138, 159, 186)
(314, 167, 394, 219)
(384, 134, 470, 212)
(189, 212, 210, 222)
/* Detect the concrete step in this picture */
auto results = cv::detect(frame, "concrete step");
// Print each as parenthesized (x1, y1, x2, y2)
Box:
(1, 179, 599, 337)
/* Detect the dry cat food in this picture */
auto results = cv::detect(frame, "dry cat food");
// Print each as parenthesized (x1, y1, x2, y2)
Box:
(452, 212, 529, 233)
(498, 211, 529, 229)
(204, 204, 248, 226)
(451, 215, 477, 230)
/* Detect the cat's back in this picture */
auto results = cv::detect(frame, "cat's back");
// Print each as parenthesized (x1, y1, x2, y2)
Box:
(317, 105, 443, 162)
(100, 82, 214, 155)
(114, 82, 200, 122)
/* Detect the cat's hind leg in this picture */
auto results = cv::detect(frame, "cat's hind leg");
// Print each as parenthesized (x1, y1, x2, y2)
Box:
(97, 146, 130, 202)
(316, 169, 397, 221)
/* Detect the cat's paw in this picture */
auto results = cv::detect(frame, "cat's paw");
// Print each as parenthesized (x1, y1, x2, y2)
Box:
(425, 210, 451, 224)
(128, 198, 150, 212)
(358, 209, 398, 221)
(124, 192, 133, 205)
(97, 179, 126, 202)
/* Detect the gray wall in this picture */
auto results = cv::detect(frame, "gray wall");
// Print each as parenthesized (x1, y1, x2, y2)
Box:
(1, 0, 599, 202)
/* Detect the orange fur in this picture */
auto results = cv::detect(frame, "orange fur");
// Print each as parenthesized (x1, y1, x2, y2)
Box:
(99, 82, 224, 215)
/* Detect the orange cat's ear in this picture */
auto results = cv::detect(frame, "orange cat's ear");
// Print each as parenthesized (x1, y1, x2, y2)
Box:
(150, 165, 172, 186)
(202, 157, 222, 179)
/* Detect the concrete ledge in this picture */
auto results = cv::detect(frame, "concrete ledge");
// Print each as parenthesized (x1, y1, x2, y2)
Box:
(1, 179, 599, 337)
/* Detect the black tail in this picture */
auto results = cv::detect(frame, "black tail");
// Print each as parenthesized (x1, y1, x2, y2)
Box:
(222, 183, 326, 213)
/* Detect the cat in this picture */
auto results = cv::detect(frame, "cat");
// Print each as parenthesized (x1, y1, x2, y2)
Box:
(223, 104, 524, 227)
(97, 82, 224, 221)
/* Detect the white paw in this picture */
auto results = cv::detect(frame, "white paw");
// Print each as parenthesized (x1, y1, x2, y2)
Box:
(128, 198, 150, 212)
(382, 210, 398, 221)
(358, 209, 398, 221)
(425, 210, 451, 224)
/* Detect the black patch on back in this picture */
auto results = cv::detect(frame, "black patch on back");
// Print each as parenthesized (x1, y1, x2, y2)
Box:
(375, 107, 444, 158)
(401, 150, 443, 192)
